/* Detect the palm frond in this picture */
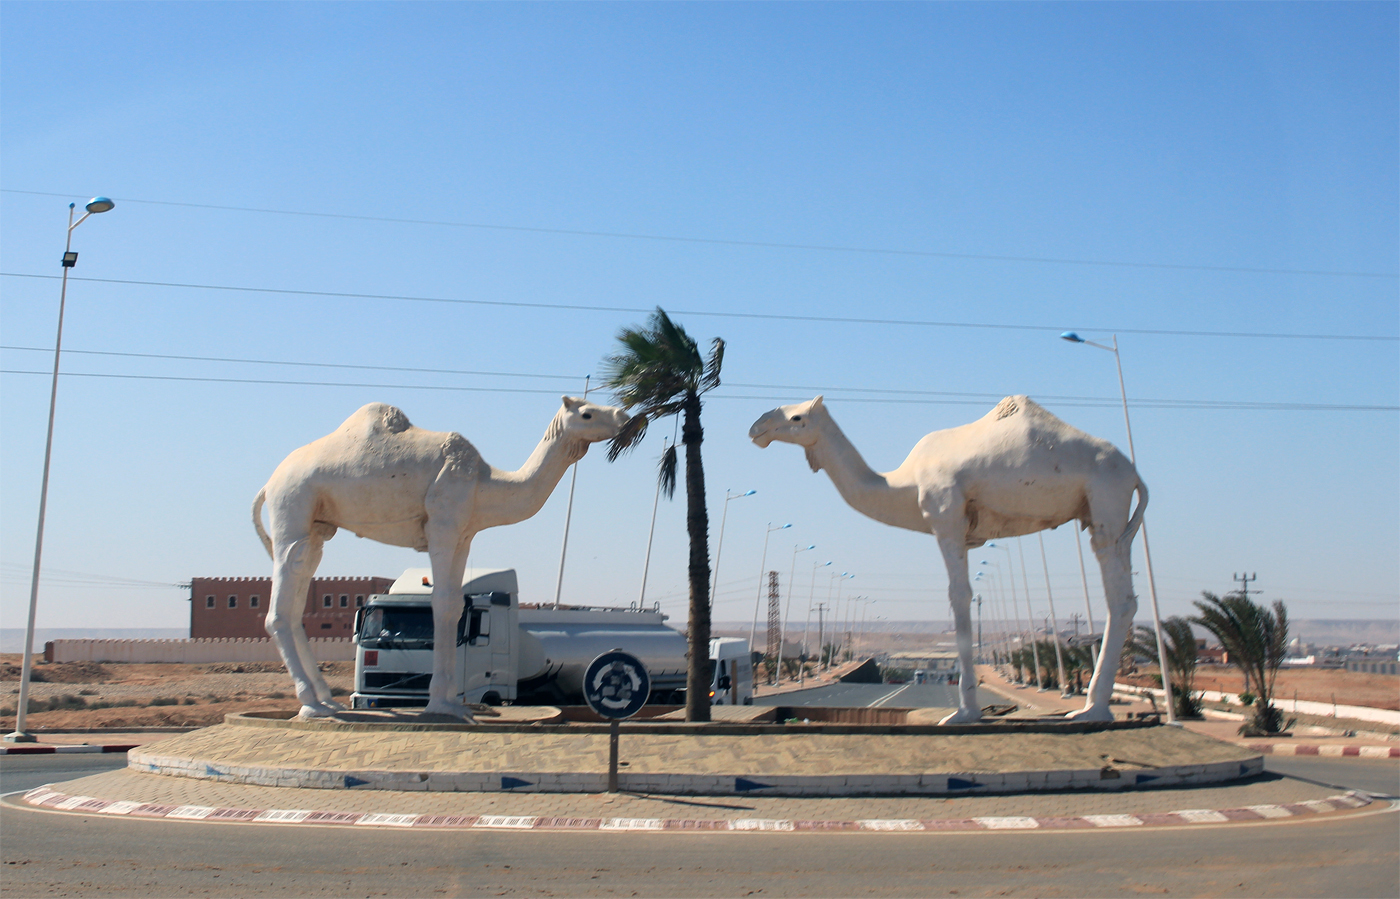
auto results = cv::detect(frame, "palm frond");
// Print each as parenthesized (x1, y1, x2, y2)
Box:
(658, 443, 678, 499)
(701, 337, 725, 393)
(605, 414, 649, 462)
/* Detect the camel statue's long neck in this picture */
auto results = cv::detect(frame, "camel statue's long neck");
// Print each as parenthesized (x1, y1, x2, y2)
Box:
(478, 422, 586, 529)
(809, 417, 924, 532)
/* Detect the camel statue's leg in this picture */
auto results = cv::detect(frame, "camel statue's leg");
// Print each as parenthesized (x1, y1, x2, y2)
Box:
(266, 534, 338, 718)
(1068, 529, 1137, 722)
(421, 532, 474, 720)
(933, 530, 982, 725)
(286, 535, 344, 711)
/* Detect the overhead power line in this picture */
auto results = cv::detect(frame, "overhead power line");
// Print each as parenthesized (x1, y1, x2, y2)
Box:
(3, 272, 1395, 342)
(1, 367, 1394, 412)
(6, 344, 1394, 409)
(4, 188, 1395, 280)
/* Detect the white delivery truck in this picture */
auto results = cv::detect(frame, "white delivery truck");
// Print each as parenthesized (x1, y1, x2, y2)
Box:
(350, 568, 752, 710)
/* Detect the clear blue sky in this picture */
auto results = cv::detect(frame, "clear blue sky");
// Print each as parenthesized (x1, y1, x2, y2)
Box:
(2, 2, 1395, 636)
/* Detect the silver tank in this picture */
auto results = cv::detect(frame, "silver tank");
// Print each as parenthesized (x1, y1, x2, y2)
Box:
(516, 608, 689, 697)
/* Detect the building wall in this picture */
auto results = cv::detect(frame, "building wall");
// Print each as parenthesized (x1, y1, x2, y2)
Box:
(190, 576, 394, 639)
(47, 637, 354, 664)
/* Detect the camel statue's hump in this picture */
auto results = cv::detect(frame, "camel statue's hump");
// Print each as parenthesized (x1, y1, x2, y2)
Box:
(339, 403, 414, 436)
(986, 395, 1053, 423)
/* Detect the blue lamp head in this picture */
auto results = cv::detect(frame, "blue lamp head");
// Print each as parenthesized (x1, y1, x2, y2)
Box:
(1060, 331, 1084, 343)
(780, 523, 792, 529)
(85, 197, 115, 214)
(742, 489, 757, 497)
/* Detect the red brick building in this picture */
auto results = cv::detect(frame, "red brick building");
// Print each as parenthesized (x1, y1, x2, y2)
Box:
(190, 576, 394, 639)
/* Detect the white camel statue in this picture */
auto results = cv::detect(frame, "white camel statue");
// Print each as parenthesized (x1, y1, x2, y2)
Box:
(253, 396, 630, 719)
(749, 395, 1146, 724)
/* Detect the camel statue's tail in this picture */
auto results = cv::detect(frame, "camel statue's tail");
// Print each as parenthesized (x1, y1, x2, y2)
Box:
(252, 488, 274, 559)
(1119, 479, 1148, 548)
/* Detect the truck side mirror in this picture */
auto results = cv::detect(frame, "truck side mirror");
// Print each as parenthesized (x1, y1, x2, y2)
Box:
(718, 675, 732, 691)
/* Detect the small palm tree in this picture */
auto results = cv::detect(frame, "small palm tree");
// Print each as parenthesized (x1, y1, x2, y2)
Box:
(1192, 591, 1290, 734)
(1128, 617, 1202, 718)
(601, 308, 724, 722)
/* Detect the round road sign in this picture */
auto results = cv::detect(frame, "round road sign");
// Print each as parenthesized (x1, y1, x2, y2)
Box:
(582, 650, 651, 720)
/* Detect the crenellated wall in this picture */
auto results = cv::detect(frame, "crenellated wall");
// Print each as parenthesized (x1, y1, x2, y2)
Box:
(45, 637, 355, 664)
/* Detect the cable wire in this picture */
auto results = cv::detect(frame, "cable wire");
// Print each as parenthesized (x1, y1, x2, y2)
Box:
(4, 189, 1395, 279)
(3, 272, 1395, 342)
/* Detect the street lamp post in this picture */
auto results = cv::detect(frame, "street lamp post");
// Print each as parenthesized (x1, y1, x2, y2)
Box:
(637, 437, 670, 608)
(1037, 532, 1070, 697)
(773, 543, 813, 683)
(709, 489, 755, 610)
(554, 375, 591, 609)
(1014, 537, 1047, 691)
(976, 563, 1011, 674)
(833, 572, 853, 663)
(1071, 527, 1099, 667)
(1061, 331, 1175, 724)
(987, 541, 1042, 689)
(801, 560, 831, 677)
(7, 197, 115, 743)
(748, 522, 792, 670)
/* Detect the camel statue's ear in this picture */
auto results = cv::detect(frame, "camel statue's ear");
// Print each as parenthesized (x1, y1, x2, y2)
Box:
(562, 395, 582, 410)
(812, 395, 825, 409)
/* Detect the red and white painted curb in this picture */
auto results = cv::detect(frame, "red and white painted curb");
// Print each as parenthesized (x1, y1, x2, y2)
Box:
(1246, 743, 1399, 758)
(0, 744, 137, 756)
(17, 784, 1374, 832)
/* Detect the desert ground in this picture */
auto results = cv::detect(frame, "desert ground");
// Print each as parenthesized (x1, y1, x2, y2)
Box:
(3, 651, 1394, 732)
(0, 655, 348, 730)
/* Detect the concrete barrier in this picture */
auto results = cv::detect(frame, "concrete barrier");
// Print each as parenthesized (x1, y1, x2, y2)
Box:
(45, 638, 354, 664)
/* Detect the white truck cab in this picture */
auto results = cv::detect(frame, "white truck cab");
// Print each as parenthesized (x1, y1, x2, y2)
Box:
(708, 637, 754, 705)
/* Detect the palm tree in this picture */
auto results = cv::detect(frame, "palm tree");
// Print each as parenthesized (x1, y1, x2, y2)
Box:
(601, 308, 724, 722)
(1192, 591, 1290, 734)
(1128, 617, 1202, 718)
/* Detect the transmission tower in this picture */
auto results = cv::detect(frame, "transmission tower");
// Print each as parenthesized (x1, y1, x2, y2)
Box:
(1233, 571, 1259, 598)
(765, 571, 781, 660)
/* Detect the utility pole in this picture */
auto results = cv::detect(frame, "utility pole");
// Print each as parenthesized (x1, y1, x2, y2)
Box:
(815, 603, 828, 671)
(1233, 572, 1259, 695)
(765, 571, 780, 683)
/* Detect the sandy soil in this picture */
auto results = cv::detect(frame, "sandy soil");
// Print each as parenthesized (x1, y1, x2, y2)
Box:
(0, 655, 353, 730)
(1125, 663, 1399, 711)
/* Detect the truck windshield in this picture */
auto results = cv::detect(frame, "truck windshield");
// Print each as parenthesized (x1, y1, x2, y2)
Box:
(359, 606, 434, 649)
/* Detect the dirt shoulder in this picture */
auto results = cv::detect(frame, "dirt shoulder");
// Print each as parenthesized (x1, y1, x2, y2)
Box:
(0, 654, 351, 730)
(1123, 663, 1398, 711)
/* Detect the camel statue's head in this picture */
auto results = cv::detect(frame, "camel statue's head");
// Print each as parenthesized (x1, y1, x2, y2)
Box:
(550, 395, 632, 461)
(749, 396, 827, 470)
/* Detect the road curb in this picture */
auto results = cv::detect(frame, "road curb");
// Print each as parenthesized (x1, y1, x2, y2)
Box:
(0, 744, 138, 756)
(1246, 743, 1400, 758)
(17, 783, 1375, 832)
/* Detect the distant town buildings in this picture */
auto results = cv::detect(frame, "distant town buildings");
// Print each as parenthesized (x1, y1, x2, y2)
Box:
(190, 576, 394, 639)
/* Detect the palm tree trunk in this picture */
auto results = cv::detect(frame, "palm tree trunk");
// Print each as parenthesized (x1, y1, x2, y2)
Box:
(681, 393, 712, 722)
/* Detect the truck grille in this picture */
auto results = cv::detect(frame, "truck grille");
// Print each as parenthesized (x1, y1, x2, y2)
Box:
(362, 672, 430, 691)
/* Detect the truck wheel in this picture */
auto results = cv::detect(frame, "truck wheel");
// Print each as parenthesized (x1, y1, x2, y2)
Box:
(482, 691, 502, 706)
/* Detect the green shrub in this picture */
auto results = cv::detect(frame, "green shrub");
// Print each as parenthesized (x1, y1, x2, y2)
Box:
(148, 697, 179, 707)
(1239, 691, 1256, 707)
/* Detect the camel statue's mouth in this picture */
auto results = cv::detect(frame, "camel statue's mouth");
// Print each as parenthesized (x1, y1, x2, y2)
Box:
(748, 428, 773, 448)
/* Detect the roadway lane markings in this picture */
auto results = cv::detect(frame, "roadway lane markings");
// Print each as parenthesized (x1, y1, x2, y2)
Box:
(869, 684, 911, 707)
(13, 785, 1381, 834)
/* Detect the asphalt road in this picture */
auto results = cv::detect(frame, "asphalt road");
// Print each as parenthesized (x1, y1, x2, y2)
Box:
(3, 753, 1396, 897)
(756, 680, 968, 709)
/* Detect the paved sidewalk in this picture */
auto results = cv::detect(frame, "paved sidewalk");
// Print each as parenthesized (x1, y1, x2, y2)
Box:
(17, 766, 1374, 835)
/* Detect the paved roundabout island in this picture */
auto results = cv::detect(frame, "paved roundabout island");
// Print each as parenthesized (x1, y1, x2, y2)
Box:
(115, 707, 1265, 797)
